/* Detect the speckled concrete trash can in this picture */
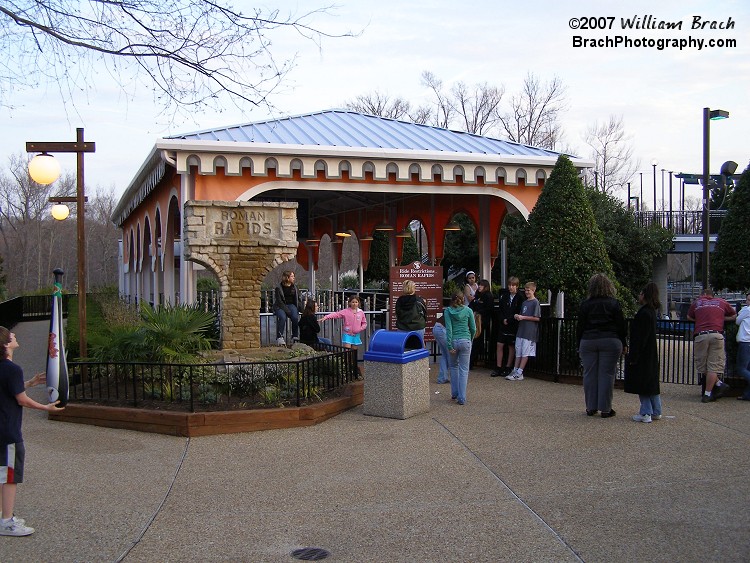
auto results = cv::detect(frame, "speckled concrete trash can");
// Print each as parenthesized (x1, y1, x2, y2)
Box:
(363, 330, 430, 419)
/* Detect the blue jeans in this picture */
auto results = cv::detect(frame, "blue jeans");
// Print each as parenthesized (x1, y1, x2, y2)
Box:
(432, 323, 450, 383)
(737, 341, 750, 399)
(275, 304, 299, 339)
(580, 337, 623, 413)
(449, 339, 472, 404)
(639, 394, 662, 416)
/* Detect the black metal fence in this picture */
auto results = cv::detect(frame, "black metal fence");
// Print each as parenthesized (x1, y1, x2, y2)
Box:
(67, 342, 359, 412)
(470, 316, 743, 386)
(0, 294, 69, 328)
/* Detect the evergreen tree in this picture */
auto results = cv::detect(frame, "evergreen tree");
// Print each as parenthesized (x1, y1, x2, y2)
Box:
(513, 155, 614, 315)
(585, 187, 672, 300)
(400, 234, 421, 265)
(711, 161, 750, 291)
(364, 231, 390, 284)
(441, 214, 479, 279)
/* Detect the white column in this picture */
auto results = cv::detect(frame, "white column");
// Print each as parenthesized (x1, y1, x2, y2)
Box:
(179, 172, 196, 304)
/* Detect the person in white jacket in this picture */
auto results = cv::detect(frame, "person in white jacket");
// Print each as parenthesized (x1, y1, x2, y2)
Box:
(736, 292, 750, 401)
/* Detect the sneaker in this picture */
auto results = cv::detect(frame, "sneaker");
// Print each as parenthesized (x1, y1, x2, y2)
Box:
(292, 336, 299, 343)
(712, 384, 730, 399)
(701, 394, 715, 403)
(490, 368, 503, 377)
(1, 516, 25, 525)
(632, 414, 652, 423)
(505, 369, 518, 380)
(507, 373, 524, 381)
(601, 409, 616, 418)
(276, 337, 286, 346)
(586, 409, 598, 416)
(652, 414, 662, 420)
(0, 519, 35, 536)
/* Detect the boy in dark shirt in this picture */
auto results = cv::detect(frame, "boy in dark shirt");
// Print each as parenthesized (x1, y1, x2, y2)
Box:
(1, 326, 64, 537)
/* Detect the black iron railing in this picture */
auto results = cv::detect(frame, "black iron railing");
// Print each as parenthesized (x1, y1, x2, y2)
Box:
(467, 316, 741, 385)
(633, 210, 727, 235)
(67, 343, 359, 411)
(0, 294, 70, 328)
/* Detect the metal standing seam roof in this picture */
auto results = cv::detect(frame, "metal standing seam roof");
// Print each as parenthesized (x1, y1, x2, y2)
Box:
(166, 109, 571, 159)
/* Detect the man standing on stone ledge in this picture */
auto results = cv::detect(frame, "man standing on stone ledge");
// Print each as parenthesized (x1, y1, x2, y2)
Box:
(687, 288, 737, 403)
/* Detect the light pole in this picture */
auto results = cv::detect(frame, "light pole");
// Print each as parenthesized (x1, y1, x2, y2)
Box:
(27, 128, 96, 359)
(651, 159, 658, 211)
(668, 171, 674, 229)
(661, 168, 665, 211)
(639, 172, 643, 209)
(702, 108, 729, 289)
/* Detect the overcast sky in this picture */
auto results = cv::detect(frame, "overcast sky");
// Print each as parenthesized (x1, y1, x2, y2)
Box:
(2, 0, 747, 210)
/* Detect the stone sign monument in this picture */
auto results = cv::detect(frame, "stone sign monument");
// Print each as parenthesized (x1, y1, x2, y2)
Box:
(183, 200, 298, 353)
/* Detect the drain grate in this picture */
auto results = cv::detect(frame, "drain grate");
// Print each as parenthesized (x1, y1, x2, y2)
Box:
(291, 547, 330, 560)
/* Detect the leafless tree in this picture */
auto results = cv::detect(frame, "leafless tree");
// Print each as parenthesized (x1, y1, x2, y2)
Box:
(0, 154, 74, 293)
(421, 71, 455, 129)
(86, 188, 121, 288)
(345, 92, 413, 120)
(450, 81, 504, 135)
(583, 115, 639, 194)
(0, 153, 118, 296)
(0, 1, 354, 117)
(498, 73, 567, 150)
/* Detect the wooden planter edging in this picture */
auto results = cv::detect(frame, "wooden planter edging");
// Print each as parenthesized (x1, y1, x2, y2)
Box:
(49, 381, 364, 437)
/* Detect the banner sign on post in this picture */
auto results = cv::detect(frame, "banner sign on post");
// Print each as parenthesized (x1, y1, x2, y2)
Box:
(389, 263, 444, 342)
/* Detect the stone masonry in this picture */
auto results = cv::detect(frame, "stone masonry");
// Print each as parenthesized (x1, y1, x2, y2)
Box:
(183, 200, 298, 353)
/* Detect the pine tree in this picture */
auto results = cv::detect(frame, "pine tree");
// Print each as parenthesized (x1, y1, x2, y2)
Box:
(711, 161, 750, 291)
(514, 155, 614, 315)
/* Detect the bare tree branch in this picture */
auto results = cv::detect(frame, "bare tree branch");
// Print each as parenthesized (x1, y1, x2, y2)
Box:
(498, 73, 567, 150)
(344, 91, 413, 120)
(0, 1, 355, 117)
(584, 115, 639, 194)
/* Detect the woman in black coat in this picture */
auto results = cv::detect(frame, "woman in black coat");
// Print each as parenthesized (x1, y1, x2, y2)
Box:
(624, 282, 661, 423)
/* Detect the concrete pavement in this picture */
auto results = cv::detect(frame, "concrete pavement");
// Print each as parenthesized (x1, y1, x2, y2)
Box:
(3, 320, 749, 562)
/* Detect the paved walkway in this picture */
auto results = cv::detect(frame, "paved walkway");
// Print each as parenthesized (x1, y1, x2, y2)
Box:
(4, 321, 750, 562)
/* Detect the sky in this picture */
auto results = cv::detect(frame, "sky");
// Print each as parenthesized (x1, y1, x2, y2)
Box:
(2, 0, 748, 211)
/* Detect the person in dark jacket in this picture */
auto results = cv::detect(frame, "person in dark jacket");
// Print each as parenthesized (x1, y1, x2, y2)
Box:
(469, 279, 494, 369)
(272, 270, 301, 345)
(395, 280, 427, 337)
(298, 300, 331, 347)
(577, 273, 627, 418)
(491, 276, 523, 377)
(624, 282, 661, 423)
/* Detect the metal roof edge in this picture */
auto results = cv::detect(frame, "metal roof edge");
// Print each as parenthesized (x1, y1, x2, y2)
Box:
(112, 146, 166, 226)
(155, 138, 593, 168)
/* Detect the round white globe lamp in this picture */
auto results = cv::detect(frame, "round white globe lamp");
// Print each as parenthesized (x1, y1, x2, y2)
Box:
(28, 153, 61, 185)
(50, 204, 71, 221)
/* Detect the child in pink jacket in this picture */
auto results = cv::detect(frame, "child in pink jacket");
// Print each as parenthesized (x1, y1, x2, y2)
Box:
(321, 296, 368, 349)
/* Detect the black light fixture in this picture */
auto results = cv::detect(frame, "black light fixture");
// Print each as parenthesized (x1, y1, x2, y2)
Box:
(701, 107, 730, 289)
(444, 193, 461, 231)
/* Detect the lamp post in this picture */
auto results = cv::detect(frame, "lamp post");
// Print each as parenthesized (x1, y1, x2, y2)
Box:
(651, 159, 658, 211)
(702, 108, 729, 289)
(639, 172, 643, 210)
(26, 128, 96, 359)
(661, 168, 665, 211)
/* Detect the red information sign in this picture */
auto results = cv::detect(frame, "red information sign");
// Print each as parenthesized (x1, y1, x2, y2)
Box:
(389, 263, 444, 342)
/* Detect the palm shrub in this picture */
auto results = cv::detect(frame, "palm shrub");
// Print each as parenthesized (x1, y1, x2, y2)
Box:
(139, 303, 217, 363)
(90, 302, 216, 363)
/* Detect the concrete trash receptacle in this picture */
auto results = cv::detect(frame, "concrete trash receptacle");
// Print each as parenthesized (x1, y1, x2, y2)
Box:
(362, 330, 430, 419)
